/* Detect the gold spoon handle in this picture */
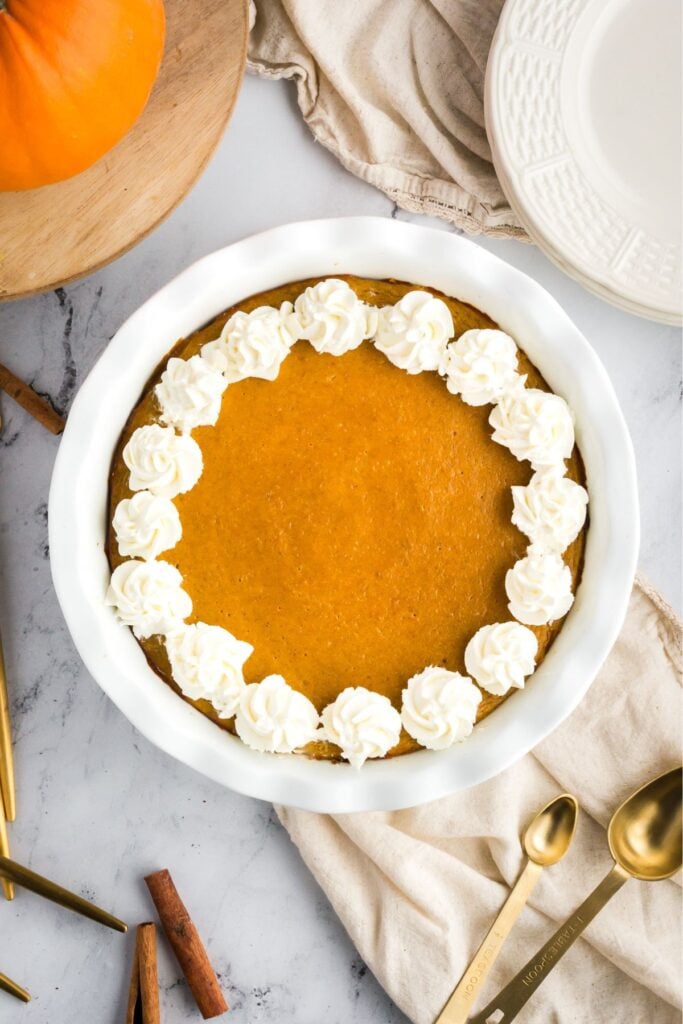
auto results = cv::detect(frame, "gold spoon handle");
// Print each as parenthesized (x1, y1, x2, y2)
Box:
(434, 859, 542, 1024)
(470, 863, 629, 1024)
(0, 802, 14, 900)
(0, 971, 30, 1003)
(0, 855, 127, 933)
(0, 625, 16, 822)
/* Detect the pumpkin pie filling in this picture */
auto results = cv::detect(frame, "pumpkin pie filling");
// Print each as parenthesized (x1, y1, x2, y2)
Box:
(107, 276, 586, 761)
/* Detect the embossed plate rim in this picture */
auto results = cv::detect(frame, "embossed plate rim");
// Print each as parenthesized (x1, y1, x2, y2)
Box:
(485, 0, 682, 325)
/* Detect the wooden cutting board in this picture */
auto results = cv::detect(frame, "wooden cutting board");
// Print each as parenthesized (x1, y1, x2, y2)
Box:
(0, 0, 249, 301)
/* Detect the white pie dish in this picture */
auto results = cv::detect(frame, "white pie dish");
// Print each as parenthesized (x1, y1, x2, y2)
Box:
(49, 217, 638, 812)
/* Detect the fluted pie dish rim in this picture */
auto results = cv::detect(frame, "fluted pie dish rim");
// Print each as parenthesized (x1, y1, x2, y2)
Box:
(48, 217, 639, 811)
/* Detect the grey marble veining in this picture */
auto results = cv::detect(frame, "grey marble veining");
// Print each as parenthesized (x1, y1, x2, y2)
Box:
(0, 75, 680, 1023)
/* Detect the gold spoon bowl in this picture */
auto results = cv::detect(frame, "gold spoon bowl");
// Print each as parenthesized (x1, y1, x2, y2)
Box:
(524, 793, 578, 866)
(609, 767, 682, 880)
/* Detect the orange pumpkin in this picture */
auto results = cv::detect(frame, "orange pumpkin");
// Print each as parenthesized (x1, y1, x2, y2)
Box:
(0, 0, 165, 191)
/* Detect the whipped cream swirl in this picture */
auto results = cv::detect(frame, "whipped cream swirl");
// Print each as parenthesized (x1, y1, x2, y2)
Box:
(123, 424, 203, 499)
(512, 467, 588, 553)
(106, 560, 192, 639)
(401, 667, 482, 749)
(489, 387, 575, 469)
(155, 355, 228, 433)
(202, 305, 295, 383)
(441, 328, 521, 406)
(235, 675, 320, 753)
(166, 622, 253, 718)
(321, 687, 401, 768)
(291, 278, 377, 355)
(113, 491, 181, 561)
(375, 291, 454, 373)
(464, 622, 538, 696)
(506, 548, 574, 626)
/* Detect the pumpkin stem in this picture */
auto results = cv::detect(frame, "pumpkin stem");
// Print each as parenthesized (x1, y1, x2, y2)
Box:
(0, 1, 6, 13)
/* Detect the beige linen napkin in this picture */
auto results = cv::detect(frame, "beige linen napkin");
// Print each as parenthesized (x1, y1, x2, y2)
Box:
(279, 579, 682, 1024)
(248, 0, 525, 238)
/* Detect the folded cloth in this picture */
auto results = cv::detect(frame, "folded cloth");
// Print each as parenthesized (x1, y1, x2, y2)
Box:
(248, 0, 524, 238)
(278, 579, 682, 1024)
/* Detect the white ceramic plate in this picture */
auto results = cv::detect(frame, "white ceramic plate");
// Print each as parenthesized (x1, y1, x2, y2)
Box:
(49, 218, 639, 812)
(486, 0, 682, 325)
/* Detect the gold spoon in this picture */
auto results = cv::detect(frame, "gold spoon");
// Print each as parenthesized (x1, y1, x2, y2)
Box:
(0, 622, 16, 822)
(471, 766, 682, 1024)
(434, 793, 578, 1024)
(0, 972, 30, 1004)
(0, 855, 127, 933)
(0, 800, 14, 900)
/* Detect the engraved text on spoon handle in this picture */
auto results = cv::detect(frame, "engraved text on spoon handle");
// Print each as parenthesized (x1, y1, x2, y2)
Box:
(435, 859, 542, 1024)
(470, 863, 629, 1024)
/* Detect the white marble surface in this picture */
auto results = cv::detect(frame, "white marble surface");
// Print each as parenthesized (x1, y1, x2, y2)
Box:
(0, 75, 680, 1023)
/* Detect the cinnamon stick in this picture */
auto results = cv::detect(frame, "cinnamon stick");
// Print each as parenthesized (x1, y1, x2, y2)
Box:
(126, 923, 160, 1024)
(125, 932, 140, 1024)
(0, 362, 65, 435)
(144, 868, 228, 1019)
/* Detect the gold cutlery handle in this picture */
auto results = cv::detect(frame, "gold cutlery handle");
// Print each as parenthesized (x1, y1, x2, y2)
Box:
(434, 859, 542, 1024)
(0, 971, 30, 1003)
(0, 855, 127, 933)
(0, 625, 16, 822)
(470, 863, 629, 1024)
(0, 803, 14, 900)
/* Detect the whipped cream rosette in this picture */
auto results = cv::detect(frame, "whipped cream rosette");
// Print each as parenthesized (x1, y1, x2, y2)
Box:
(321, 687, 401, 768)
(166, 623, 253, 719)
(512, 467, 588, 553)
(113, 491, 182, 561)
(375, 290, 454, 373)
(155, 355, 228, 433)
(235, 675, 320, 754)
(505, 547, 574, 626)
(123, 424, 203, 499)
(292, 278, 377, 355)
(465, 622, 538, 696)
(401, 667, 482, 749)
(441, 328, 522, 406)
(202, 304, 295, 383)
(106, 559, 192, 639)
(490, 386, 575, 469)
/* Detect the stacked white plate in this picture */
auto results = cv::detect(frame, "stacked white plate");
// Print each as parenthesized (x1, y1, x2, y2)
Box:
(486, 0, 682, 325)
